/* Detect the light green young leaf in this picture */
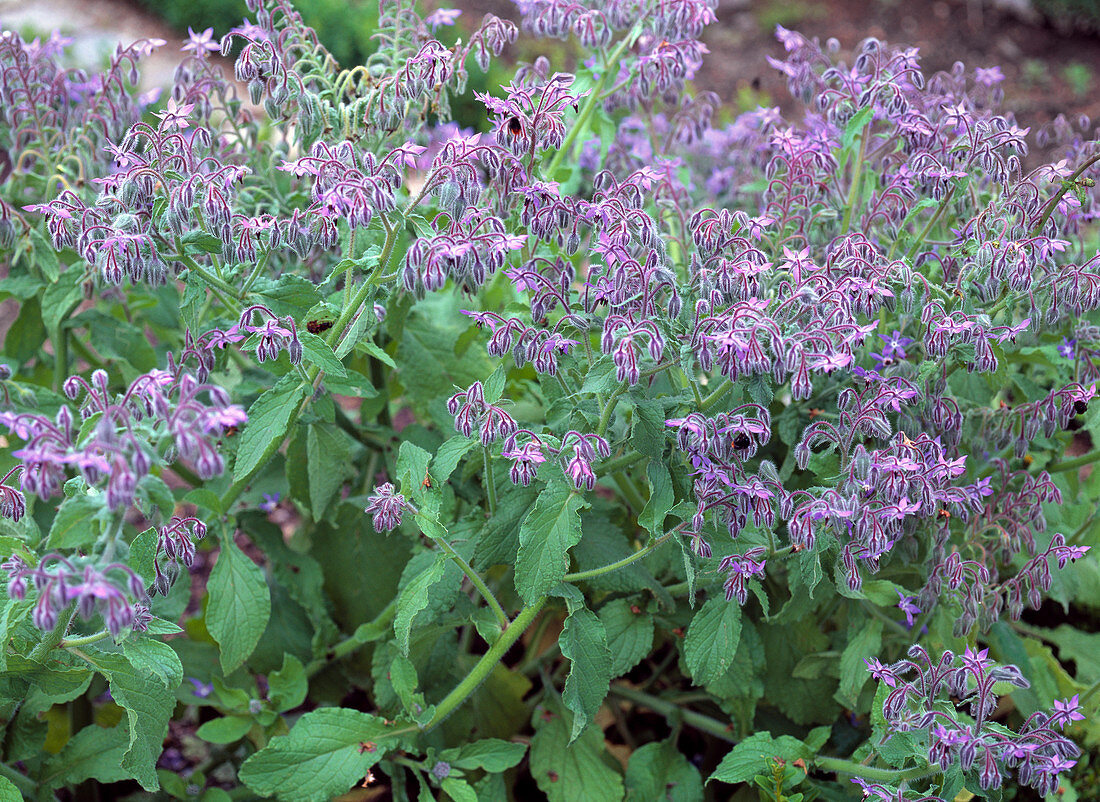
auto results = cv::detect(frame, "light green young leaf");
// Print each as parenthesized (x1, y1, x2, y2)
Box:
(439, 739, 527, 772)
(207, 536, 272, 673)
(238, 709, 400, 802)
(269, 654, 308, 712)
(515, 479, 587, 604)
(683, 597, 742, 686)
(709, 732, 812, 784)
(441, 778, 479, 802)
(197, 715, 254, 744)
(560, 601, 612, 742)
(235, 376, 309, 482)
(46, 493, 103, 549)
(298, 330, 347, 378)
(433, 436, 477, 484)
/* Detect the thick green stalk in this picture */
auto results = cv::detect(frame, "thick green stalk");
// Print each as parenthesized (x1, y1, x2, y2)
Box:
(413, 598, 547, 733)
(608, 685, 737, 743)
(815, 756, 940, 784)
(839, 122, 871, 234)
(565, 528, 679, 581)
(596, 450, 645, 477)
(0, 761, 36, 797)
(305, 599, 397, 677)
(434, 532, 508, 629)
(60, 629, 112, 649)
(1047, 448, 1100, 474)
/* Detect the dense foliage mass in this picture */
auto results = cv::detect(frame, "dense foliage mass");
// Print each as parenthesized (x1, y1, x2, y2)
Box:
(0, 1, 1098, 799)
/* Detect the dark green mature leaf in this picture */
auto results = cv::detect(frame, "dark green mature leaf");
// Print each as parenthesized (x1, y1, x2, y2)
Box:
(206, 536, 271, 673)
(433, 436, 477, 484)
(41, 723, 130, 790)
(394, 553, 447, 655)
(515, 479, 587, 604)
(76, 650, 175, 791)
(530, 702, 623, 802)
(837, 618, 882, 708)
(41, 266, 83, 333)
(560, 600, 612, 741)
(236, 376, 309, 481)
(439, 739, 527, 772)
(0, 599, 31, 671)
(239, 709, 402, 802)
(638, 460, 674, 536)
(631, 400, 667, 460)
(625, 739, 704, 802)
(396, 440, 433, 501)
(709, 732, 812, 784)
(307, 422, 354, 518)
(599, 598, 654, 678)
(683, 597, 742, 686)
(475, 483, 538, 569)
(252, 274, 324, 318)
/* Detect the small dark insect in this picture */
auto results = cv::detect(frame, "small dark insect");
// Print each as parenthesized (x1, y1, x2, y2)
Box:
(222, 425, 239, 437)
(505, 116, 523, 137)
(1074, 399, 1089, 416)
(751, 77, 761, 91)
(306, 319, 334, 334)
(422, 471, 432, 489)
(733, 432, 751, 450)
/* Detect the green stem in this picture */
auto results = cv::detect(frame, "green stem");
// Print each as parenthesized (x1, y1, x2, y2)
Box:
(611, 472, 647, 514)
(596, 450, 645, 477)
(565, 528, 679, 581)
(434, 533, 508, 629)
(410, 598, 547, 733)
(1047, 448, 1100, 474)
(0, 762, 36, 798)
(1032, 151, 1100, 236)
(171, 247, 241, 302)
(305, 599, 397, 677)
(596, 382, 628, 439)
(1081, 677, 1100, 707)
(60, 629, 112, 649)
(608, 685, 736, 743)
(900, 185, 957, 262)
(483, 448, 498, 516)
(238, 248, 272, 297)
(840, 122, 871, 234)
(815, 756, 940, 783)
(53, 327, 68, 393)
(545, 26, 640, 177)
(699, 378, 732, 412)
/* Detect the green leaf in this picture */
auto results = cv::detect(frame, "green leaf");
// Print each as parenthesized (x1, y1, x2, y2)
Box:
(837, 618, 883, 708)
(710, 732, 812, 784)
(625, 739, 704, 802)
(306, 423, 354, 518)
(182, 230, 224, 254)
(269, 654, 308, 712)
(235, 376, 309, 482)
(41, 267, 84, 333)
(298, 331, 347, 378)
(530, 702, 624, 802)
(394, 553, 447, 655)
(46, 492, 103, 549)
(599, 598, 654, 678)
(560, 601, 612, 742)
(334, 308, 376, 360)
(41, 723, 130, 790)
(77, 651, 175, 791)
(638, 461, 673, 536)
(206, 536, 271, 673)
(396, 440, 433, 502)
(0, 777, 19, 802)
(441, 778, 479, 802)
(433, 436, 477, 484)
(121, 638, 183, 690)
(238, 709, 401, 802)
(515, 479, 587, 604)
(252, 274, 324, 318)
(841, 105, 874, 151)
(357, 338, 396, 368)
(197, 715, 254, 744)
(439, 739, 527, 772)
(683, 597, 742, 686)
(0, 598, 31, 671)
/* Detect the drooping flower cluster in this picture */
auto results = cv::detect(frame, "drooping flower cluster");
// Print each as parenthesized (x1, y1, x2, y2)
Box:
(0, 364, 244, 511)
(867, 646, 1081, 795)
(364, 483, 417, 533)
(4, 553, 150, 637)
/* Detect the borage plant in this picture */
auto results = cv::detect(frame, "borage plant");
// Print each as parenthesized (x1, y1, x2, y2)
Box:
(0, 1, 1098, 800)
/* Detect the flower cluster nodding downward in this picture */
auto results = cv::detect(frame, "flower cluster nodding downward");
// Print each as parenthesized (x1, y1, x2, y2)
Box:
(865, 645, 1081, 795)
(364, 483, 417, 534)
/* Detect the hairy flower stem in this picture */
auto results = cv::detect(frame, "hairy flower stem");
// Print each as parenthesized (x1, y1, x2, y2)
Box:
(596, 450, 645, 477)
(434, 531, 508, 629)
(564, 526, 682, 581)
(1047, 448, 1100, 474)
(1032, 150, 1100, 236)
(698, 377, 733, 412)
(840, 121, 871, 235)
(400, 597, 548, 735)
(596, 382, 628, 438)
(608, 685, 737, 743)
(60, 629, 113, 649)
(483, 448, 498, 515)
(545, 24, 640, 177)
(814, 756, 941, 784)
(0, 762, 35, 798)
